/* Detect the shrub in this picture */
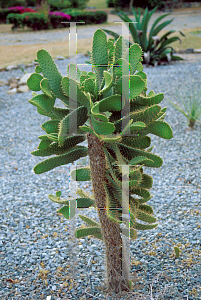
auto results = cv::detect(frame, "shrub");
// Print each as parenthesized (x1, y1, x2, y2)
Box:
(101, 6, 184, 66)
(6, 10, 107, 30)
(49, 11, 71, 28)
(48, 0, 90, 11)
(0, 6, 37, 23)
(167, 84, 201, 129)
(107, 0, 115, 7)
(61, 9, 107, 25)
(7, 12, 50, 30)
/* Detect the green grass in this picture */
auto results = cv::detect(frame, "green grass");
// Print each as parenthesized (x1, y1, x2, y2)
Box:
(190, 30, 201, 35)
(87, 0, 108, 9)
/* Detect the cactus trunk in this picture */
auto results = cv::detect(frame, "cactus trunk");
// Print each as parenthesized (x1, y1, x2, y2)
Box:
(87, 132, 130, 293)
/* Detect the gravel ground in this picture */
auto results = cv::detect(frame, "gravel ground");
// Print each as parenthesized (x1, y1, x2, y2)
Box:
(0, 55, 201, 300)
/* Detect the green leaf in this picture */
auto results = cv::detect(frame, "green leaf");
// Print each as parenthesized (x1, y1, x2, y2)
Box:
(78, 214, 100, 227)
(116, 75, 145, 99)
(56, 191, 61, 198)
(37, 49, 69, 104)
(33, 146, 88, 174)
(41, 120, 59, 134)
(99, 71, 113, 97)
(58, 106, 88, 146)
(67, 63, 81, 83)
(148, 121, 173, 139)
(61, 77, 91, 109)
(129, 44, 143, 73)
(27, 73, 43, 91)
(75, 226, 102, 240)
(90, 114, 115, 135)
(31, 135, 86, 157)
(28, 93, 55, 114)
(92, 29, 108, 88)
(40, 78, 54, 98)
(129, 156, 154, 166)
(71, 167, 91, 181)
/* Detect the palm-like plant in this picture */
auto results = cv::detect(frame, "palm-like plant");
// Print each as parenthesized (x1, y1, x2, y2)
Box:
(100, 6, 185, 66)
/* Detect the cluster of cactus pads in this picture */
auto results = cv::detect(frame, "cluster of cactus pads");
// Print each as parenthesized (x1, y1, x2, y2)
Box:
(28, 29, 173, 292)
(28, 28, 173, 238)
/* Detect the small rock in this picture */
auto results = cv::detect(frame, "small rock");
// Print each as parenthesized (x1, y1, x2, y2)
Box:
(10, 82, 18, 89)
(0, 80, 8, 86)
(185, 48, 194, 53)
(0, 67, 6, 72)
(7, 88, 17, 94)
(194, 49, 201, 53)
(32, 61, 39, 65)
(8, 78, 18, 85)
(177, 49, 186, 54)
(18, 73, 32, 85)
(56, 55, 65, 60)
(17, 85, 30, 93)
(25, 63, 34, 67)
(6, 65, 18, 71)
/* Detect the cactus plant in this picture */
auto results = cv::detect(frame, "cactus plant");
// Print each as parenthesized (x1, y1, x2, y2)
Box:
(28, 29, 173, 294)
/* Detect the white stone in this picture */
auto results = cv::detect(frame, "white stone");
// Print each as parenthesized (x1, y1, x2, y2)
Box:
(7, 88, 17, 94)
(18, 73, 32, 85)
(0, 80, 8, 86)
(17, 85, 30, 93)
(6, 65, 18, 71)
(194, 49, 201, 53)
(56, 55, 65, 60)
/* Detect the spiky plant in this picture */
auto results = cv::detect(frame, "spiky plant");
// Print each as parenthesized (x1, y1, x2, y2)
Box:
(27, 29, 173, 294)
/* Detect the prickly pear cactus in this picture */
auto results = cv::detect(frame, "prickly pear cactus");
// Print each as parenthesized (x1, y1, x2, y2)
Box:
(28, 29, 173, 294)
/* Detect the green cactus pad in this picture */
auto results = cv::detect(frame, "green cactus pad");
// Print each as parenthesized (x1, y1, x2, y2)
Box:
(114, 36, 127, 63)
(27, 73, 43, 91)
(117, 143, 162, 168)
(58, 106, 88, 146)
(99, 71, 113, 97)
(67, 63, 81, 83)
(119, 136, 151, 150)
(51, 107, 70, 120)
(148, 121, 173, 139)
(138, 173, 153, 189)
(31, 135, 86, 157)
(78, 214, 100, 227)
(61, 76, 91, 109)
(132, 221, 158, 230)
(84, 78, 95, 94)
(116, 75, 145, 99)
(33, 146, 88, 174)
(137, 210, 156, 223)
(28, 94, 55, 115)
(37, 49, 69, 104)
(130, 187, 152, 201)
(75, 226, 103, 240)
(90, 114, 115, 135)
(40, 78, 54, 98)
(70, 167, 91, 181)
(41, 120, 59, 134)
(35, 65, 42, 73)
(38, 139, 53, 150)
(92, 29, 108, 88)
(131, 93, 164, 106)
(129, 43, 143, 73)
